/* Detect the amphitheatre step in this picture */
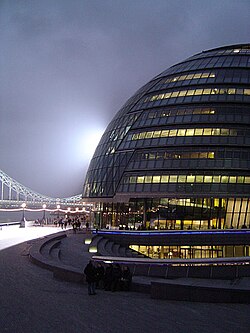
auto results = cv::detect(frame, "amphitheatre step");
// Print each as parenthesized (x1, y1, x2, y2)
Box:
(40, 239, 62, 259)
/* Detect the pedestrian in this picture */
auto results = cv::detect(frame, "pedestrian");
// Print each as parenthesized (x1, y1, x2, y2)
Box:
(84, 260, 97, 295)
(111, 263, 122, 292)
(104, 264, 113, 291)
(96, 263, 105, 289)
(120, 266, 132, 291)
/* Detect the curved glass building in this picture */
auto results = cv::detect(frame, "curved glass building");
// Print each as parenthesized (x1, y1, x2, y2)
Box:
(83, 44, 250, 232)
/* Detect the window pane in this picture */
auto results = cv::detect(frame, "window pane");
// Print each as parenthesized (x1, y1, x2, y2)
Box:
(161, 175, 169, 183)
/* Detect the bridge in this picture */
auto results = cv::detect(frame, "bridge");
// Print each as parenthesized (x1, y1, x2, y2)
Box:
(0, 168, 91, 213)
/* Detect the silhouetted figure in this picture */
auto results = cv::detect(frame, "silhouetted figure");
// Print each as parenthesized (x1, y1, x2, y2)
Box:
(120, 266, 132, 291)
(111, 264, 122, 292)
(96, 263, 105, 289)
(104, 264, 113, 291)
(84, 260, 97, 295)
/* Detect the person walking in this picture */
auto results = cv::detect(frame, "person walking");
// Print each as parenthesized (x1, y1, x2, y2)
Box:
(84, 260, 97, 295)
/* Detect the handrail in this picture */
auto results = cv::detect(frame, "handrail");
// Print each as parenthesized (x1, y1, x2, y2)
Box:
(92, 255, 250, 266)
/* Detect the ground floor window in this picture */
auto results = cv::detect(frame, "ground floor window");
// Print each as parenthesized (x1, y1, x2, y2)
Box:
(129, 244, 250, 259)
(94, 197, 250, 230)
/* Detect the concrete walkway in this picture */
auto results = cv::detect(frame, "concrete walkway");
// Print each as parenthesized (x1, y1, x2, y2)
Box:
(0, 228, 250, 332)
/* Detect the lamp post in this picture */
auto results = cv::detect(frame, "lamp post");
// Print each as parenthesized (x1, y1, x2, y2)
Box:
(57, 204, 60, 219)
(20, 203, 26, 228)
(42, 204, 46, 225)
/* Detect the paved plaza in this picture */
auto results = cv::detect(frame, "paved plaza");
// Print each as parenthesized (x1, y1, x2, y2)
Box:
(0, 227, 250, 333)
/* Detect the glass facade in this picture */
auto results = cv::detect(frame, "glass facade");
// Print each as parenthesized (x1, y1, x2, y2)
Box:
(83, 44, 250, 231)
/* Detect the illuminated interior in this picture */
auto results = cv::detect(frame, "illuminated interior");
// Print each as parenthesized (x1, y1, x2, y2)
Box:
(83, 44, 250, 232)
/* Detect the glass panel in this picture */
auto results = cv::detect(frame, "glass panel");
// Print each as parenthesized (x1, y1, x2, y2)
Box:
(137, 176, 145, 183)
(187, 175, 195, 182)
(196, 175, 204, 183)
(169, 175, 178, 182)
(186, 129, 195, 136)
(178, 175, 186, 182)
(152, 176, 161, 183)
(145, 176, 152, 183)
(204, 176, 212, 183)
(194, 128, 203, 135)
(229, 176, 237, 183)
(161, 175, 169, 183)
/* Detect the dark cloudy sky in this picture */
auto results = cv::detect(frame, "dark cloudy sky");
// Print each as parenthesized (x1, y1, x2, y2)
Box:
(0, 0, 249, 198)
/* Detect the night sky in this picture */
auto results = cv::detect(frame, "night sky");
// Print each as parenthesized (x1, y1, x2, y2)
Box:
(0, 0, 249, 198)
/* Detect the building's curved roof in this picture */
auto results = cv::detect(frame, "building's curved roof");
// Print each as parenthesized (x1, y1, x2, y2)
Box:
(83, 44, 250, 201)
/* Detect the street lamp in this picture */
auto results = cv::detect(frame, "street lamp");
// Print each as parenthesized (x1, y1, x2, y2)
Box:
(57, 204, 60, 219)
(20, 203, 26, 228)
(42, 204, 46, 225)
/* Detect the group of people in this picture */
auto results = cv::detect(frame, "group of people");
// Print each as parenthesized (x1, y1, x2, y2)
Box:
(84, 260, 132, 295)
(53, 217, 89, 232)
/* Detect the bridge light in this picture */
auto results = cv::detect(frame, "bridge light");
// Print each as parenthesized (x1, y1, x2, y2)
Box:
(56, 204, 60, 219)
(20, 203, 26, 228)
(42, 204, 47, 223)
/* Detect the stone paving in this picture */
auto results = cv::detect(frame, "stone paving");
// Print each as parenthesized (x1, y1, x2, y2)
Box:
(0, 229, 250, 332)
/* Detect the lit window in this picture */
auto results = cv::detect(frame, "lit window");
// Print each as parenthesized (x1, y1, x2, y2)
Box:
(169, 129, 177, 137)
(152, 176, 161, 183)
(244, 89, 250, 95)
(221, 176, 229, 183)
(229, 176, 237, 183)
(187, 175, 195, 182)
(194, 89, 203, 95)
(186, 89, 195, 96)
(186, 129, 195, 136)
(203, 128, 212, 135)
(237, 176, 244, 183)
(244, 177, 250, 184)
(178, 175, 186, 182)
(220, 129, 230, 135)
(132, 133, 139, 140)
(193, 73, 202, 79)
(164, 92, 172, 98)
(169, 175, 178, 182)
(203, 89, 212, 95)
(146, 132, 154, 139)
(178, 90, 187, 97)
(212, 128, 221, 135)
(208, 152, 215, 158)
(204, 176, 212, 183)
(145, 176, 152, 183)
(148, 153, 155, 159)
(161, 130, 169, 137)
(153, 131, 161, 138)
(196, 175, 203, 183)
(177, 129, 186, 136)
(137, 176, 145, 183)
(194, 128, 203, 135)
(139, 132, 146, 139)
(161, 175, 169, 183)
(228, 88, 236, 94)
(171, 91, 179, 98)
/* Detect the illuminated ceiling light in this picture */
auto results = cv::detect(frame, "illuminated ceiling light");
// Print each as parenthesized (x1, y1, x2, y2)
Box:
(233, 49, 240, 53)
(89, 246, 98, 253)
